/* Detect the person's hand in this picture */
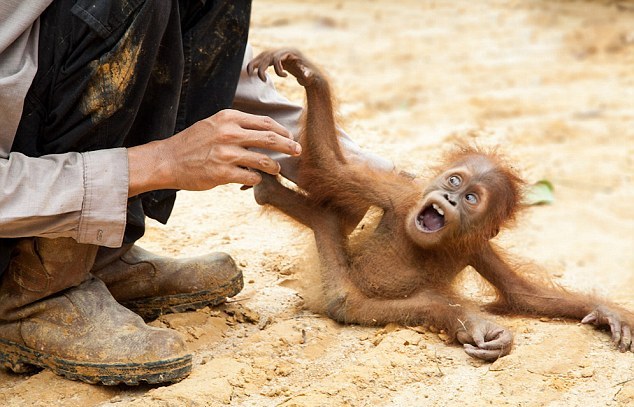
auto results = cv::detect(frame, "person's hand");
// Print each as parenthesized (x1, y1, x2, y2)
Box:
(128, 109, 301, 196)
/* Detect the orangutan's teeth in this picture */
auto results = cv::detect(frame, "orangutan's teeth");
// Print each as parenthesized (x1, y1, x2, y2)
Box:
(432, 203, 444, 216)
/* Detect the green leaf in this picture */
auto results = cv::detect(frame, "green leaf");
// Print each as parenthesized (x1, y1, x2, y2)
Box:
(523, 180, 555, 206)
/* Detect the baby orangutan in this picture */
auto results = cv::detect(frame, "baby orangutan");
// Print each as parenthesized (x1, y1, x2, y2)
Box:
(248, 49, 634, 361)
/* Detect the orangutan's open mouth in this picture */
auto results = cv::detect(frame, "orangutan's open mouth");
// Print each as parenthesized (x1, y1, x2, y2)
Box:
(418, 203, 445, 232)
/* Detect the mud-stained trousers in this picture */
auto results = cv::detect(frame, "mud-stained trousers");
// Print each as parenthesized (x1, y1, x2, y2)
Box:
(0, 0, 251, 270)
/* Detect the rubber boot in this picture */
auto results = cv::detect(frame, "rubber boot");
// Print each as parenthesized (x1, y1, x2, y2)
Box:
(93, 244, 244, 320)
(0, 238, 192, 385)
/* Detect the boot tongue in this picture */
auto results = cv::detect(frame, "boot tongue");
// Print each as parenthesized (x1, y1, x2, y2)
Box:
(422, 206, 444, 231)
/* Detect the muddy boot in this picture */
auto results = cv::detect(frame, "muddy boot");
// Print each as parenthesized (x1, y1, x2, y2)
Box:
(92, 244, 244, 320)
(0, 238, 192, 385)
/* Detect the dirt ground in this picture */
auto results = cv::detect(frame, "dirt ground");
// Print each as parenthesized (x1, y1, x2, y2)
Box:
(2, 0, 634, 406)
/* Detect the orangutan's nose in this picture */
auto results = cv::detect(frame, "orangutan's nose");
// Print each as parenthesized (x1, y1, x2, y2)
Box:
(443, 193, 457, 206)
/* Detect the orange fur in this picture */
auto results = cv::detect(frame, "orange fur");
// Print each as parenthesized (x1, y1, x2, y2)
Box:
(251, 48, 634, 360)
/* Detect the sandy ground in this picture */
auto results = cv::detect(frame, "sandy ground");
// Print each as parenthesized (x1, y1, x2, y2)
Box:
(2, 0, 634, 405)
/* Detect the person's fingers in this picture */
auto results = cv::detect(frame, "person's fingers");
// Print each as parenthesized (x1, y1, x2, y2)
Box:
(207, 111, 300, 155)
(237, 113, 294, 139)
(223, 166, 262, 186)
(237, 151, 281, 175)
(240, 129, 302, 156)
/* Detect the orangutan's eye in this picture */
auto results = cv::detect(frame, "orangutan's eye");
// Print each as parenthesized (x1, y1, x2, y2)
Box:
(448, 175, 461, 187)
(465, 193, 478, 205)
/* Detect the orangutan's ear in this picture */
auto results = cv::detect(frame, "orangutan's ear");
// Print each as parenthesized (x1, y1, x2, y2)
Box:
(490, 227, 500, 239)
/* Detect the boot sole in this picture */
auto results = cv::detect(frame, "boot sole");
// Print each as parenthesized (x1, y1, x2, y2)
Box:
(0, 338, 191, 385)
(122, 270, 244, 321)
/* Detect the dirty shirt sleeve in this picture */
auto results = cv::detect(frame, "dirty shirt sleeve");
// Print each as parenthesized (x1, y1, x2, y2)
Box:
(0, 148, 128, 247)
